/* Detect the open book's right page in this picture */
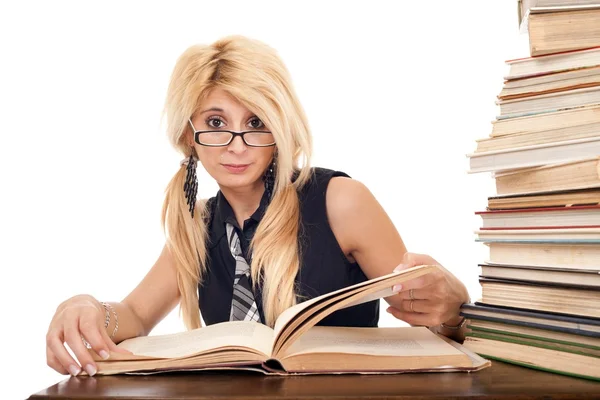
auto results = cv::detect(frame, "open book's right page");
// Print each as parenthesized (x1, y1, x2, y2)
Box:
(276, 326, 473, 372)
(271, 265, 439, 356)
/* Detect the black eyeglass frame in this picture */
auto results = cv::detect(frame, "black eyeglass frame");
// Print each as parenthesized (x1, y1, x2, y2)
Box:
(188, 118, 276, 147)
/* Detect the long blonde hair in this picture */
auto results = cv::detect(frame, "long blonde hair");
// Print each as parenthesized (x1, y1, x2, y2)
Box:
(161, 36, 313, 329)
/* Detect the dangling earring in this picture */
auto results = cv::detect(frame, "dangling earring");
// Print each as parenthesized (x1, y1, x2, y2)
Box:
(183, 153, 198, 218)
(263, 156, 276, 200)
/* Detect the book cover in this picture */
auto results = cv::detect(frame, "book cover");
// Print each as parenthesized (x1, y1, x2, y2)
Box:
(461, 302, 600, 337)
(464, 336, 600, 381)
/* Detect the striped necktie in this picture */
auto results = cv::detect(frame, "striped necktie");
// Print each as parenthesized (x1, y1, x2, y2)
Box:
(226, 223, 261, 323)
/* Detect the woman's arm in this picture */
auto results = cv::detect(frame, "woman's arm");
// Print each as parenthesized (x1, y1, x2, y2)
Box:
(325, 177, 469, 340)
(118, 243, 182, 340)
(46, 243, 182, 376)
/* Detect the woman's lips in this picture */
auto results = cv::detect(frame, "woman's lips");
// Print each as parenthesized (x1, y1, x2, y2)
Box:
(222, 164, 250, 173)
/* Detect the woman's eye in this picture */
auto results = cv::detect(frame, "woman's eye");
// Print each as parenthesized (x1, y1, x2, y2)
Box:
(207, 117, 224, 128)
(249, 118, 264, 129)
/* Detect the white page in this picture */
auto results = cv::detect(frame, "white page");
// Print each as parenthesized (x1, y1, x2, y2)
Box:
(117, 321, 274, 359)
(282, 326, 465, 358)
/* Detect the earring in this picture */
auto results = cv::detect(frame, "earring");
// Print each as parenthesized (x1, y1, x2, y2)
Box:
(183, 153, 198, 218)
(263, 157, 276, 200)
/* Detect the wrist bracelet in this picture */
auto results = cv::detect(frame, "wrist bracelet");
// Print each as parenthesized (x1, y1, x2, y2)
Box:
(440, 316, 467, 331)
(101, 302, 110, 329)
(101, 302, 119, 339)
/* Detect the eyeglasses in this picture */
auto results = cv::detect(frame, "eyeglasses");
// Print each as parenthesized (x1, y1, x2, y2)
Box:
(188, 119, 276, 147)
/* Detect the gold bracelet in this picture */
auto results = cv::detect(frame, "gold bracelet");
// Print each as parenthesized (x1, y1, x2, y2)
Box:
(440, 316, 467, 331)
(101, 302, 118, 339)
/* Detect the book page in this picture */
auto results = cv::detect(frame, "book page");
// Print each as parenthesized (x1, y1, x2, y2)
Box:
(272, 265, 438, 357)
(281, 326, 466, 358)
(116, 321, 274, 359)
(273, 265, 437, 341)
(271, 285, 396, 340)
(343, 286, 397, 308)
(273, 297, 321, 341)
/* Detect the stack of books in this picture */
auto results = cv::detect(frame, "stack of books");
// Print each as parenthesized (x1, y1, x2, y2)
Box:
(519, 1, 600, 55)
(463, 1, 600, 382)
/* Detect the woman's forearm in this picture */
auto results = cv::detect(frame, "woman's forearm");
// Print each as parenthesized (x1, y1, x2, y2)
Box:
(103, 301, 147, 345)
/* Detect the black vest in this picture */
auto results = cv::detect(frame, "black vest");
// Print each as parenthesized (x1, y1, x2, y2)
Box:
(198, 167, 379, 327)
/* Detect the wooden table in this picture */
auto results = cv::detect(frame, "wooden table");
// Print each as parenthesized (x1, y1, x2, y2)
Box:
(29, 361, 600, 399)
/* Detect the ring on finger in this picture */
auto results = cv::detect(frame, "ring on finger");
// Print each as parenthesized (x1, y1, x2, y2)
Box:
(409, 289, 415, 300)
(409, 299, 415, 313)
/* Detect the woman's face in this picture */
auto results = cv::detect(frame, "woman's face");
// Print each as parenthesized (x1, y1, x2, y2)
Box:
(189, 88, 276, 192)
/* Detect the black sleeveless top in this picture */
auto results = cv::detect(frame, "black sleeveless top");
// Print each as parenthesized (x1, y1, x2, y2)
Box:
(198, 167, 379, 327)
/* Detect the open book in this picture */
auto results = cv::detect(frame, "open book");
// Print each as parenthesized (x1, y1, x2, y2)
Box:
(92, 265, 490, 375)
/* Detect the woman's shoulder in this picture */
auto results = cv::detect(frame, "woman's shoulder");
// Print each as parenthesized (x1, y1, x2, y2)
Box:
(299, 166, 352, 193)
(302, 166, 375, 220)
(298, 166, 367, 219)
(310, 166, 351, 180)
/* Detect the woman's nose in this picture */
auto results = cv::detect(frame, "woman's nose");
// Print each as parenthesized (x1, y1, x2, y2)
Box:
(227, 135, 247, 153)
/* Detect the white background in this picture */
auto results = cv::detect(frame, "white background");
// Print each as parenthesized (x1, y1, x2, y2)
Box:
(0, 1, 530, 398)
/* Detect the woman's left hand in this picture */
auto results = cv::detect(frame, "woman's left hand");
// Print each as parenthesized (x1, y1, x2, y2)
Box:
(386, 252, 470, 328)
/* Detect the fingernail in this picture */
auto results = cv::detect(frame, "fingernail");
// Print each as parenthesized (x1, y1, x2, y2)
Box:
(85, 364, 97, 376)
(393, 264, 406, 273)
(392, 284, 402, 293)
(68, 364, 81, 376)
(386, 307, 392, 313)
(99, 350, 110, 360)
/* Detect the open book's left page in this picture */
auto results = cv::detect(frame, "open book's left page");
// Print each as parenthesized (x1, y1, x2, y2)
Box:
(112, 321, 274, 359)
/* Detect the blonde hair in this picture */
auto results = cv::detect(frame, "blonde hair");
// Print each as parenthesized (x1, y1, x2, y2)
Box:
(161, 35, 313, 329)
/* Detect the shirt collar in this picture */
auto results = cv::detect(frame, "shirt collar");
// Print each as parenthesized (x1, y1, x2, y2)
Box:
(208, 189, 270, 248)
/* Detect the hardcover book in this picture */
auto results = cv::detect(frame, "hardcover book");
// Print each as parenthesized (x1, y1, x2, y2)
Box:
(90, 265, 490, 375)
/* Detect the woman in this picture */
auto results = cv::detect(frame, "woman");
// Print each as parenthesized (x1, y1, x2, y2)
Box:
(45, 35, 470, 377)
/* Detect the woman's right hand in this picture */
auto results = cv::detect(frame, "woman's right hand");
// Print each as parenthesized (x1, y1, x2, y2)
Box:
(46, 294, 130, 376)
